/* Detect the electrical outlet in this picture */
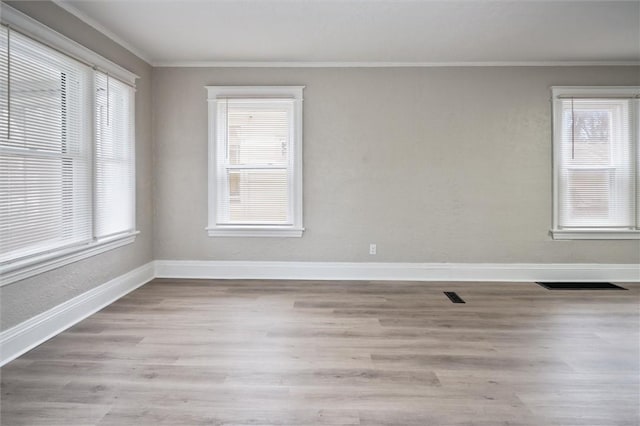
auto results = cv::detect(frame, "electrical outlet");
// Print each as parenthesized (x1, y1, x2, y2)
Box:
(369, 243, 377, 255)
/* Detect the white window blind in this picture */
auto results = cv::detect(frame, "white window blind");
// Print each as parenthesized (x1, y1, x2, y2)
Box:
(206, 86, 304, 237)
(0, 28, 92, 263)
(95, 72, 135, 238)
(552, 87, 640, 239)
(218, 99, 292, 224)
(0, 10, 137, 281)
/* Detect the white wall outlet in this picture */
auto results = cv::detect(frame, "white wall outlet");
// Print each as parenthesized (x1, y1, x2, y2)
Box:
(369, 243, 377, 255)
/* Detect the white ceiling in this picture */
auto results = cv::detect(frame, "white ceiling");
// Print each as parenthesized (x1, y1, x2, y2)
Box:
(55, 0, 640, 66)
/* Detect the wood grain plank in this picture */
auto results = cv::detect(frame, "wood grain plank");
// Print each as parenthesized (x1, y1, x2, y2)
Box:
(1, 279, 638, 425)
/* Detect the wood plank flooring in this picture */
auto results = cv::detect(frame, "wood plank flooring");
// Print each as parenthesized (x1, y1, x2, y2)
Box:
(1, 279, 639, 425)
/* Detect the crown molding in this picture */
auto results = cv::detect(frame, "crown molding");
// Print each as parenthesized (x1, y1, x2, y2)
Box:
(152, 60, 640, 68)
(52, 0, 153, 65)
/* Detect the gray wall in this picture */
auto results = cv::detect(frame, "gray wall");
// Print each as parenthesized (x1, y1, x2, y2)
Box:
(153, 66, 639, 264)
(0, 1, 153, 330)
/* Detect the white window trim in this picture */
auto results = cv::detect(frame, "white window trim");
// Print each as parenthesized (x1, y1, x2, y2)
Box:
(205, 86, 305, 237)
(0, 6, 139, 286)
(550, 86, 640, 240)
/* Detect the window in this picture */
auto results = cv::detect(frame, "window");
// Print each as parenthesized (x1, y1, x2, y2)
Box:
(0, 8, 137, 284)
(206, 86, 304, 237)
(551, 87, 640, 239)
(94, 73, 135, 238)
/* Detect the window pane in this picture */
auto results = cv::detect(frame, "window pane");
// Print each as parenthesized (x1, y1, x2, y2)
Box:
(225, 169, 289, 223)
(227, 101, 290, 166)
(568, 110, 610, 165)
(3, 33, 86, 155)
(567, 169, 611, 220)
(0, 30, 91, 262)
(94, 73, 134, 238)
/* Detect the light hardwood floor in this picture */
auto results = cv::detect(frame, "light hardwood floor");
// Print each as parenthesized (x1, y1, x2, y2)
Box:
(1, 279, 639, 425)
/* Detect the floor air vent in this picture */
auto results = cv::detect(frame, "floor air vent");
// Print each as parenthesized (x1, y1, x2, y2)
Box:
(536, 282, 627, 290)
(444, 292, 466, 303)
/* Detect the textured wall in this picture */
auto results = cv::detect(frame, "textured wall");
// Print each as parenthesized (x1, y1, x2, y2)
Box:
(152, 66, 640, 264)
(0, 1, 153, 330)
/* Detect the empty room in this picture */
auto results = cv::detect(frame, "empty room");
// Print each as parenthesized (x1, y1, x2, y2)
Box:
(0, 0, 639, 425)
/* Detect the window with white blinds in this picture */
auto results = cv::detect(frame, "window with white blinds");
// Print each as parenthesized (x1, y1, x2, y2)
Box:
(0, 14, 137, 282)
(551, 87, 640, 240)
(206, 86, 304, 237)
(0, 27, 92, 263)
(95, 72, 135, 239)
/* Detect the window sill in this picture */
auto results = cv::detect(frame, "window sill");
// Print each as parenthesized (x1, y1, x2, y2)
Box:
(0, 232, 139, 287)
(550, 229, 640, 240)
(207, 226, 304, 238)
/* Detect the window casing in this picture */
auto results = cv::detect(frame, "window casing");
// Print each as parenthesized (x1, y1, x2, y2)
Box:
(551, 87, 640, 240)
(206, 86, 304, 237)
(0, 7, 137, 285)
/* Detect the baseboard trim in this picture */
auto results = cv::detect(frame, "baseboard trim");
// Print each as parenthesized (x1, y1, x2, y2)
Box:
(0, 261, 155, 367)
(154, 260, 640, 283)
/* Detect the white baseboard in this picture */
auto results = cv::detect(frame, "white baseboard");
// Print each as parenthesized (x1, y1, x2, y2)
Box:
(154, 260, 640, 282)
(0, 261, 155, 367)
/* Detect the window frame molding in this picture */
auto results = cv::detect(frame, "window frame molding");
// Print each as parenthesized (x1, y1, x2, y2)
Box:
(0, 5, 139, 286)
(205, 85, 305, 238)
(550, 86, 640, 240)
